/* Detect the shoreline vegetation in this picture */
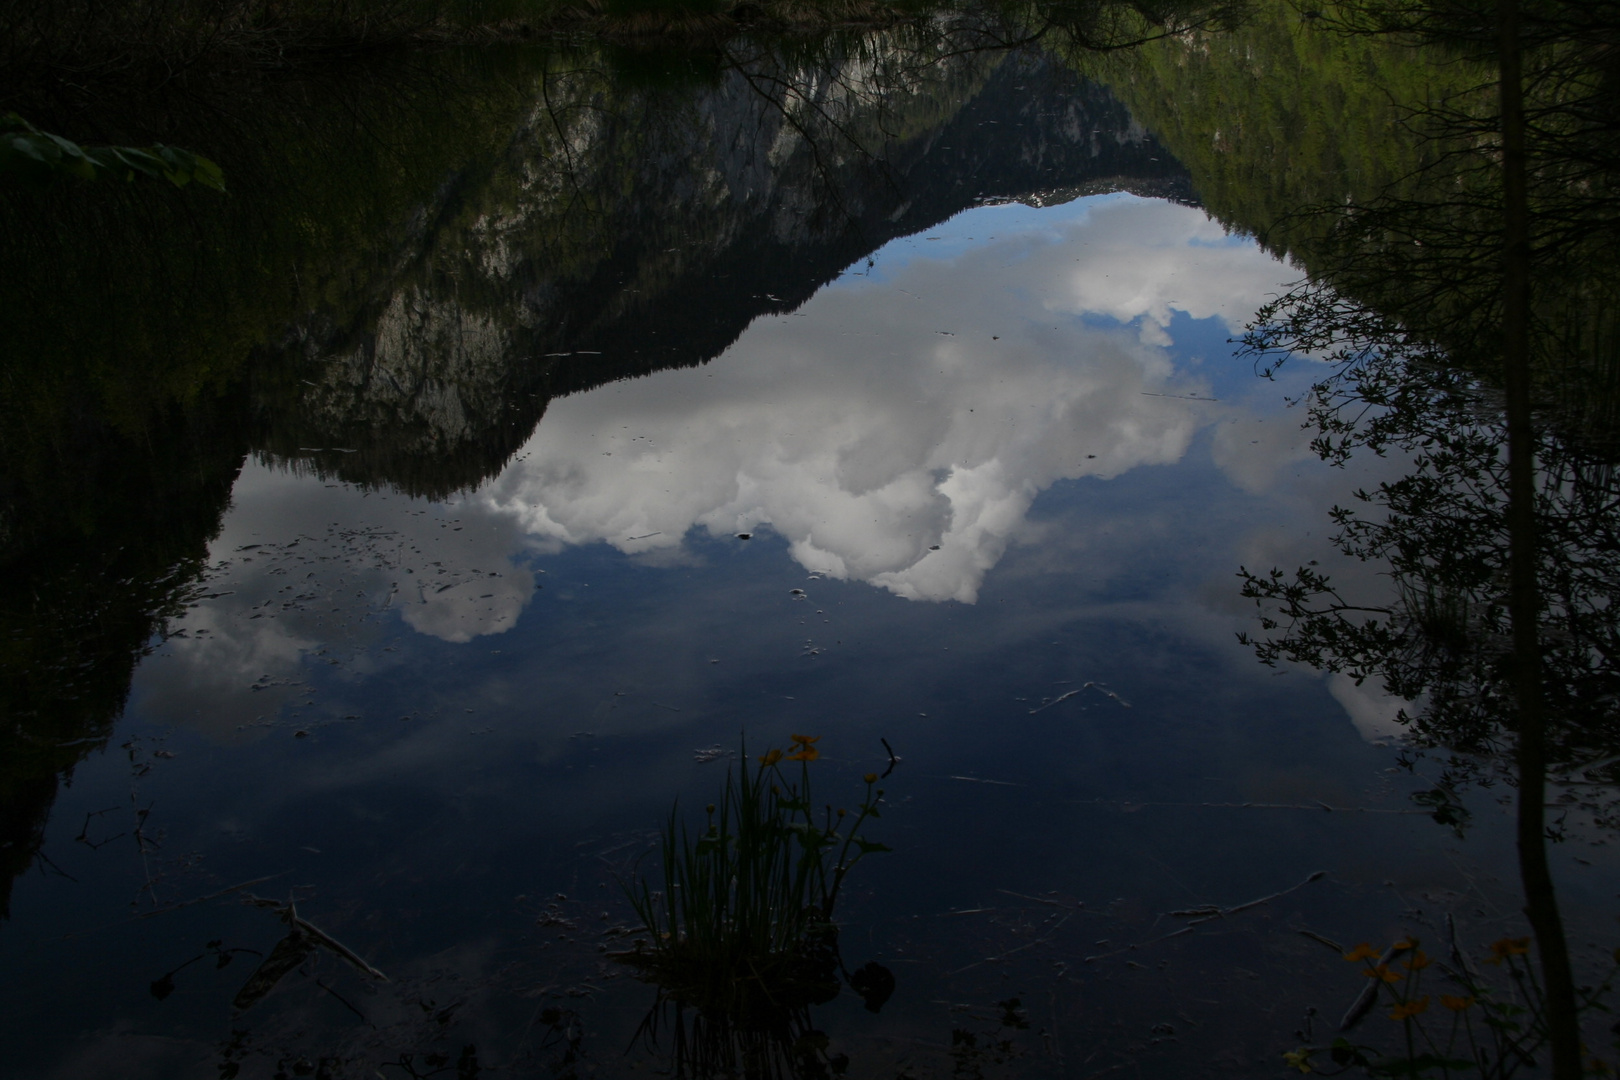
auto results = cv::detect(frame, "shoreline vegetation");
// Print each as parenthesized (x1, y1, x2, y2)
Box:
(0, 0, 898, 109)
(0, 0, 1231, 114)
(0, 0, 929, 119)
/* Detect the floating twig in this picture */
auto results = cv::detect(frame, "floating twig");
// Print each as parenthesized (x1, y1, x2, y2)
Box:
(1340, 943, 1399, 1031)
(997, 889, 1084, 909)
(1028, 690, 1082, 715)
(61, 874, 285, 939)
(1085, 871, 1327, 963)
(880, 737, 900, 778)
(1298, 929, 1345, 953)
(951, 910, 1075, 975)
(1070, 797, 1426, 815)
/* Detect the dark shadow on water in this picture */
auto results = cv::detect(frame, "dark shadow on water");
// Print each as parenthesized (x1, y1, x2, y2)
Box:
(634, 993, 850, 1080)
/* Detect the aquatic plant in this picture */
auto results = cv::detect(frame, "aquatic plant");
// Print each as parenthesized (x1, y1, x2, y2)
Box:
(619, 736, 890, 1018)
(0, 114, 224, 191)
(1283, 932, 1618, 1079)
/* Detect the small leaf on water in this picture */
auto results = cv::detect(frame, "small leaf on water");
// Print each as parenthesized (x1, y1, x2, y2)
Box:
(232, 932, 315, 1011)
(848, 961, 895, 1013)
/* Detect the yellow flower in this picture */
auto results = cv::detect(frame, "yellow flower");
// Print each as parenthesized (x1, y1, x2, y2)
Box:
(1440, 995, 1475, 1012)
(1487, 937, 1531, 964)
(1401, 950, 1432, 971)
(1392, 937, 1418, 953)
(758, 748, 784, 766)
(864, 772, 878, 784)
(788, 746, 820, 762)
(790, 734, 821, 746)
(1343, 943, 1380, 963)
(1283, 1049, 1313, 1073)
(1365, 965, 1402, 984)
(1389, 996, 1430, 1020)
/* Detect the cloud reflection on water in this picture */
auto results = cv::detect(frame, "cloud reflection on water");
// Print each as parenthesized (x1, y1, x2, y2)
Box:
(140, 195, 1319, 743)
(482, 196, 1298, 603)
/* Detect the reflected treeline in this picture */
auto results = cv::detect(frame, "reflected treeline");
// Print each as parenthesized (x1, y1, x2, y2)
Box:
(0, 18, 1194, 918)
(1184, 0, 1620, 836)
(1236, 283, 1620, 826)
(1183, 2, 1620, 1072)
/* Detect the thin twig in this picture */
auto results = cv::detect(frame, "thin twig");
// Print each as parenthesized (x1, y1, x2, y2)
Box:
(1084, 871, 1328, 963)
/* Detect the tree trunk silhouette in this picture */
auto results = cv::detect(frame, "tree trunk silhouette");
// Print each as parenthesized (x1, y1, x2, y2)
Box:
(1497, 0, 1581, 1074)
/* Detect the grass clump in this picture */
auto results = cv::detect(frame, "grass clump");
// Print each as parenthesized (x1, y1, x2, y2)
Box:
(619, 735, 890, 1019)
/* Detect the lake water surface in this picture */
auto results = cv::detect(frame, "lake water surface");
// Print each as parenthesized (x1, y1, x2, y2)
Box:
(3, 20, 1615, 1080)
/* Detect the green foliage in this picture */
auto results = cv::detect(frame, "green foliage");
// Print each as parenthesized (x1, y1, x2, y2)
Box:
(1221, 1, 1620, 823)
(1080, 0, 1472, 262)
(0, 114, 225, 191)
(1234, 281, 1620, 825)
(620, 738, 889, 1016)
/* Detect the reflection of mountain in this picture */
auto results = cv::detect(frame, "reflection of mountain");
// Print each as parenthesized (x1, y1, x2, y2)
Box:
(259, 43, 1191, 499)
(0, 35, 1190, 916)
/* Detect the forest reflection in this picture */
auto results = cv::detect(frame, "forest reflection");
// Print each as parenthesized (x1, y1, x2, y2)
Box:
(1227, 3, 1620, 1071)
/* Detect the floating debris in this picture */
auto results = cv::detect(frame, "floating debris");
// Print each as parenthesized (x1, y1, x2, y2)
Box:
(880, 738, 901, 778)
(233, 898, 387, 1011)
(1084, 681, 1131, 707)
(1083, 871, 1328, 964)
(1028, 689, 1081, 715)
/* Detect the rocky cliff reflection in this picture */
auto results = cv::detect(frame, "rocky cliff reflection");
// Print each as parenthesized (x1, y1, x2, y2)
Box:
(261, 42, 1191, 500)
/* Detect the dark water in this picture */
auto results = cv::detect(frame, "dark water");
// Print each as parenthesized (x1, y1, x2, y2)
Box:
(2, 14, 1617, 1080)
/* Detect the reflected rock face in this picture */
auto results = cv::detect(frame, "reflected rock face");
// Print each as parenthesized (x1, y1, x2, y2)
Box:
(266, 44, 1193, 499)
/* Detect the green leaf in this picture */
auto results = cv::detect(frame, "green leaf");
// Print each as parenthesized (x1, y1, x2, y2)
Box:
(0, 115, 224, 192)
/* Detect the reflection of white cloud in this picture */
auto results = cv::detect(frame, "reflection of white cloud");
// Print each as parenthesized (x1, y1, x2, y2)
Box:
(1329, 673, 1412, 745)
(400, 567, 535, 643)
(140, 604, 317, 739)
(133, 465, 537, 738)
(1210, 413, 1316, 494)
(482, 197, 1296, 602)
(1042, 198, 1296, 346)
